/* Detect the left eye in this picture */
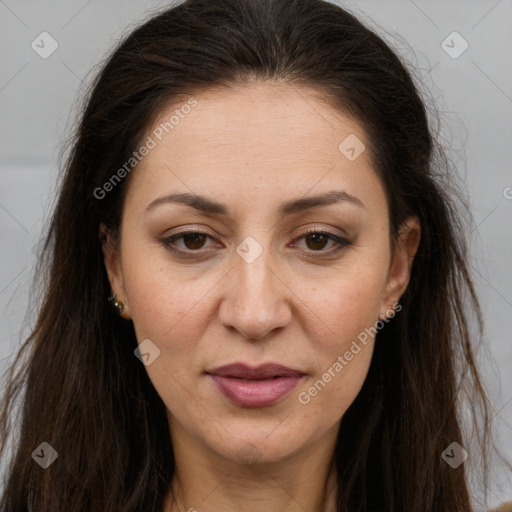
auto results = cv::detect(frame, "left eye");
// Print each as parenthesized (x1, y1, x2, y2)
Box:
(293, 228, 351, 253)
(160, 229, 351, 255)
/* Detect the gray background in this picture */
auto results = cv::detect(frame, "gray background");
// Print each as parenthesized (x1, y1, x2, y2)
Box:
(1, 0, 511, 508)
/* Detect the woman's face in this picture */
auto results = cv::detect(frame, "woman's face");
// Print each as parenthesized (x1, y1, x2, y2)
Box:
(103, 82, 420, 465)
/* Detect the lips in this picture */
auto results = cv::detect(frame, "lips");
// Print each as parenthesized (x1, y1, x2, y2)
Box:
(206, 363, 305, 407)
(207, 363, 304, 379)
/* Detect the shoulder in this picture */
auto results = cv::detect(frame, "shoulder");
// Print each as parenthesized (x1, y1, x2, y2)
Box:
(489, 502, 512, 512)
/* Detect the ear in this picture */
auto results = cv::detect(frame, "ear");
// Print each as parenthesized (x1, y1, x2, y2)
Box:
(379, 216, 421, 319)
(99, 223, 131, 320)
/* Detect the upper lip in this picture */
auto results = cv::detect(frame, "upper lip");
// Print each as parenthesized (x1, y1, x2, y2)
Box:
(206, 363, 304, 379)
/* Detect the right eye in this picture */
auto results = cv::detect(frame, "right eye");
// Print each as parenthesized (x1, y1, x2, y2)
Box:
(160, 230, 217, 253)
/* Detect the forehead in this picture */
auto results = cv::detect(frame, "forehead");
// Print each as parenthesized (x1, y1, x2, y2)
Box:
(148, 82, 363, 159)
(126, 82, 387, 221)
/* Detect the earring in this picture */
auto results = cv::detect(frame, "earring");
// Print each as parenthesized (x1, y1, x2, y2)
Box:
(379, 304, 396, 321)
(108, 294, 124, 315)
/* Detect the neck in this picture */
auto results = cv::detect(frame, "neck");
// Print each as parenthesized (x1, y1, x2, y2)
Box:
(163, 423, 340, 512)
(166, 465, 338, 512)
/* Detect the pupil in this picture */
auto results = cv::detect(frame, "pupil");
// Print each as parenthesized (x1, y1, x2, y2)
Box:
(185, 233, 205, 249)
(308, 233, 326, 250)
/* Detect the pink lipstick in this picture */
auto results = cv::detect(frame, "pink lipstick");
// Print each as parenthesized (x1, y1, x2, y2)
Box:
(206, 363, 304, 407)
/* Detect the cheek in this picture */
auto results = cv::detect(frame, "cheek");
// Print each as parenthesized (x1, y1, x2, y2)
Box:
(120, 238, 212, 338)
(121, 256, 215, 407)
(292, 255, 388, 346)
(290, 259, 386, 414)
(295, 285, 379, 420)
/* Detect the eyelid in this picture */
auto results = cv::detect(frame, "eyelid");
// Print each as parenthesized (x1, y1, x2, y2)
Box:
(159, 226, 353, 257)
(290, 228, 352, 254)
(295, 225, 350, 240)
(159, 229, 218, 251)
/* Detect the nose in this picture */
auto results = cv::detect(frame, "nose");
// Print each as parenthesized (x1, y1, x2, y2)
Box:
(218, 241, 292, 341)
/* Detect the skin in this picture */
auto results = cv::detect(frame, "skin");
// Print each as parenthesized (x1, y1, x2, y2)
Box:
(101, 82, 421, 512)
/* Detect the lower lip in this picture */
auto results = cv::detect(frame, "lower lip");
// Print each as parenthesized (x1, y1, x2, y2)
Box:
(208, 374, 304, 407)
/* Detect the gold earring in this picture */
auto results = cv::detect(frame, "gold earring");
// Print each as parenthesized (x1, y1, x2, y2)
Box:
(108, 294, 124, 315)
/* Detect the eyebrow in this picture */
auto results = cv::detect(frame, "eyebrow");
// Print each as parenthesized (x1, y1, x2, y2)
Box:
(145, 190, 365, 218)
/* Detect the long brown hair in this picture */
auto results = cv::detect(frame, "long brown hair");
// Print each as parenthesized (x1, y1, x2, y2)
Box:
(0, 0, 502, 510)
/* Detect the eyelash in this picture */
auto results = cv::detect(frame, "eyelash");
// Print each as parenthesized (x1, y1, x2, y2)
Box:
(159, 228, 352, 257)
